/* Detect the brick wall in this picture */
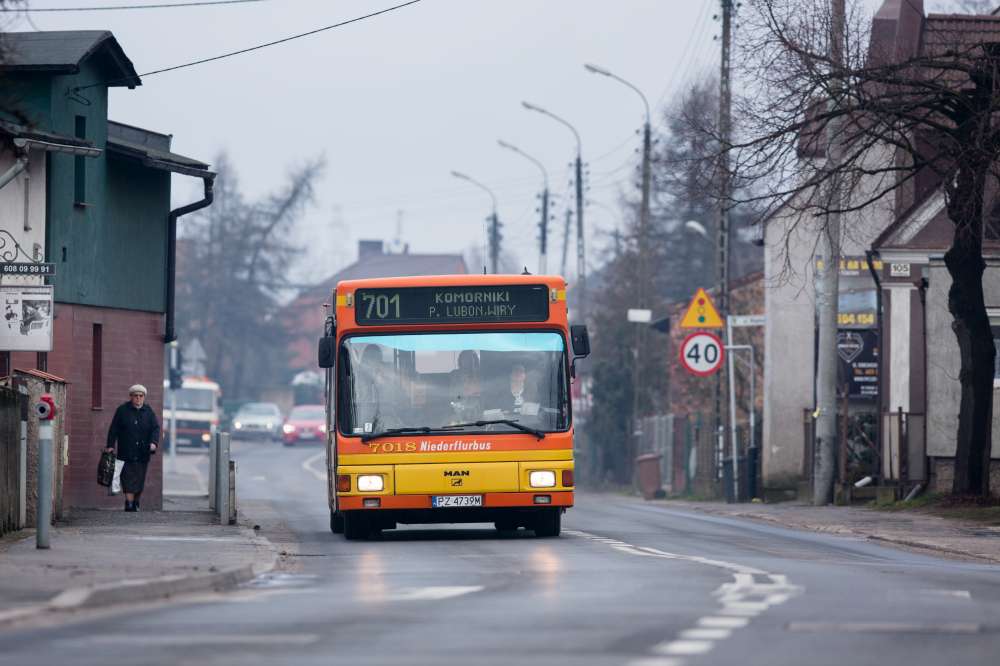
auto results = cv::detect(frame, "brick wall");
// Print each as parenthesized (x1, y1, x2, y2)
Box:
(12, 303, 165, 510)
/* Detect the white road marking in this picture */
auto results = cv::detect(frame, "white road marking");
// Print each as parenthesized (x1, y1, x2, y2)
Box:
(127, 536, 242, 543)
(251, 475, 267, 481)
(59, 634, 318, 646)
(565, 528, 801, 666)
(698, 616, 749, 629)
(919, 589, 971, 599)
(679, 628, 732, 640)
(384, 586, 484, 601)
(653, 640, 714, 656)
(787, 621, 981, 634)
(301, 452, 327, 481)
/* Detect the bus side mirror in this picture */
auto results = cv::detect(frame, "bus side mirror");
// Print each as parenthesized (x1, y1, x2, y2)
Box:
(318, 336, 336, 369)
(570, 325, 590, 358)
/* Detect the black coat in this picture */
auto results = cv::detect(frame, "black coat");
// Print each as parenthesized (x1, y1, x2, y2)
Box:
(106, 402, 161, 463)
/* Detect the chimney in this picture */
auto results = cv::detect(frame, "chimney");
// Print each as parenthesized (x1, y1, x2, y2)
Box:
(358, 240, 384, 260)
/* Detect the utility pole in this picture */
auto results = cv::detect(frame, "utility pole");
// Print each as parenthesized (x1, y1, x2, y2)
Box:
(813, 0, 846, 505)
(716, 0, 734, 485)
(497, 140, 548, 274)
(489, 211, 501, 274)
(561, 207, 572, 276)
(575, 153, 587, 320)
(539, 188, 550, 274)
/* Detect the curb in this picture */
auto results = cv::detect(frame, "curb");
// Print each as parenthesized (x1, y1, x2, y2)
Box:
(0, 565, 255, 629)
(0, 527, 279, 630)
(660, 502, 1000, 564)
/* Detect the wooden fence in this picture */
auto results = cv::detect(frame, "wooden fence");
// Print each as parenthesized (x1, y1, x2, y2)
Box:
(0, 386, 23, 536)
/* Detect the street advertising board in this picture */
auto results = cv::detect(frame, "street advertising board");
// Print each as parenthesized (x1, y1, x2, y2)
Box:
(0, 285, 53, 352)
(679, 331, 725, 377)
(837, 329, 878, 399)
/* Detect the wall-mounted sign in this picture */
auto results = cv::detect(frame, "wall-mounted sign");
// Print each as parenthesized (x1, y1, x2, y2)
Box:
(837, 329, 878, 399)
(889, 263, 911, 278)
(0, 262, 55, 277)
(0, 285, 53, 352)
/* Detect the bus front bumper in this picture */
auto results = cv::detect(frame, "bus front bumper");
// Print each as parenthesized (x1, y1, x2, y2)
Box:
(338, 491, 574, 511)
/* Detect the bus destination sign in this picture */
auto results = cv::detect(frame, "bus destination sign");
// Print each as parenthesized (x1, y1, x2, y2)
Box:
(354, 285, 550, 325)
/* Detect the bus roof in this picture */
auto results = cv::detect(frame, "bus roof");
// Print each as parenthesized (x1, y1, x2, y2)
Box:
(335, 273, 567, 292)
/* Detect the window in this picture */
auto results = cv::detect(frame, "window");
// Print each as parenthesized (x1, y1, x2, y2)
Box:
(92, 324, 102, 408)
(74, 115, 86, 205)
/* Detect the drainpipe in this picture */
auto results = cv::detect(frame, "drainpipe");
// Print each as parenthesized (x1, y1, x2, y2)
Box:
(165, 174, 215, 343)
(866, 248, 884, 483)
(0, 150, 28, 191)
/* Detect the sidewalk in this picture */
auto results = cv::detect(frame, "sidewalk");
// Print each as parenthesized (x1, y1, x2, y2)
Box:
(662, 499, 1000, 564)
(0, 460, 275, 627)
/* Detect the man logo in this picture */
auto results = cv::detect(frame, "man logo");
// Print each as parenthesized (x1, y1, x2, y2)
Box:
(443, 470, 470, 477)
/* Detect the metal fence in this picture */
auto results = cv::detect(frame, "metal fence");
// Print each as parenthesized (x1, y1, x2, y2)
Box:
(0, 386, 24, 537)
(636, 412, 726, 498)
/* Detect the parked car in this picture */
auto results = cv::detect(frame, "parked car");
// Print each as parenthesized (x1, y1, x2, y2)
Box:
(282, 404, 326, 446)
(233, 402, 283, 441)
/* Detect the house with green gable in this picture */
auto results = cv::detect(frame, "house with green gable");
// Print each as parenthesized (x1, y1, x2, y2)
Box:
(0, 30, 214, 510)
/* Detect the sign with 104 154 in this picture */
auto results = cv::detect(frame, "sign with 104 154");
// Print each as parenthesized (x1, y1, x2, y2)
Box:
(354, 285, 550, 325)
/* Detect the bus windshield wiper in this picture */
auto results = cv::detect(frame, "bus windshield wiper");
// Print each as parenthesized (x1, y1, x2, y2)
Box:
(444, 419, 546, 440)
(361, 426, 439, 443)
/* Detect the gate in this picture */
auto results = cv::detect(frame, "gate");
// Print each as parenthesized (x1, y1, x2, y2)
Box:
(0, 386, 23, 536)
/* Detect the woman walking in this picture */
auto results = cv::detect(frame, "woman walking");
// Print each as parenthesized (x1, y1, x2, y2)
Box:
(104, 384, 160, 511)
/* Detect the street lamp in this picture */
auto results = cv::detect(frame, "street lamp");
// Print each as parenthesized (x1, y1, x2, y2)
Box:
(498, 139, 549, 274)
(684, 220, 710, 240)
(521, 101, 586, 319)
(585, 63, 654, 464)
(451, 170, 500, 274)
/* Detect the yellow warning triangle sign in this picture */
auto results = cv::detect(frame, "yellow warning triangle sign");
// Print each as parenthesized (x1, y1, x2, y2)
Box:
(679, 288, 724, 329)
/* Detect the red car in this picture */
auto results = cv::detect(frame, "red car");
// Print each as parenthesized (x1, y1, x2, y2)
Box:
(282, 404, 326, 446)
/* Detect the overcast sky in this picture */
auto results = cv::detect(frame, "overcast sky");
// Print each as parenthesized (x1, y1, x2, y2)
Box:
(5, 0, 958, 281)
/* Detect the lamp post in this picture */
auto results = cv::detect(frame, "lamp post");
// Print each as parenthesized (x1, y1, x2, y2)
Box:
(585, 64, 654, 463)
(522, 101, 586, 320)
(498, 139, 549, 274)
(451, 170, 500, 274)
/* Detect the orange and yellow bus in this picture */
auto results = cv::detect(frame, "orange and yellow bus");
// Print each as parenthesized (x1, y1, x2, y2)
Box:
(317, 274, 589, 540)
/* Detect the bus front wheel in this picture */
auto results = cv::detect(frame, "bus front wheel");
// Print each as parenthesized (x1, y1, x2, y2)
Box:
(533, 509, 561, 538)
(343, 511, 369, 540)
(330, 510, 345, 534)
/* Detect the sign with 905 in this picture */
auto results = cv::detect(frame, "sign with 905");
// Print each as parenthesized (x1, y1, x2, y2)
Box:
(0, 263, 56, 276)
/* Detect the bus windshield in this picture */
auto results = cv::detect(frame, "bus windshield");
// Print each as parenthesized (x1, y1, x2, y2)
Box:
(175, 388, 216, 412)
(339, 331, 569, 436)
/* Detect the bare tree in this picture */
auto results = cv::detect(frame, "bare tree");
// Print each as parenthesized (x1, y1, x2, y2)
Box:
(177, 153, 324, 400)
(732, 0, 1000, 495)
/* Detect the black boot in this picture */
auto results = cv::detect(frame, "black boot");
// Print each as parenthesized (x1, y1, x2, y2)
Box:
(133, 496, 140, 511)
(125, 500, 136, 512)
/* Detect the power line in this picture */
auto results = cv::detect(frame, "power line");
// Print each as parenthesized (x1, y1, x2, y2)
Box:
(2, 0, 266, 11)
(71, 0, 424, 90)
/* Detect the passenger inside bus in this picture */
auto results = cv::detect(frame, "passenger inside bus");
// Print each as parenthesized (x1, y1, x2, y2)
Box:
(449, 350, 482, 422)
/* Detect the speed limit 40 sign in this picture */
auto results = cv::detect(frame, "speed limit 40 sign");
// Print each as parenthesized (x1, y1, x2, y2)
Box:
(679, 331, 725, 377)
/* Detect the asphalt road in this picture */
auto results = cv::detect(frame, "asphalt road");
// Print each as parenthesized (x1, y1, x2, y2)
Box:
(4, 438, 1000, 666)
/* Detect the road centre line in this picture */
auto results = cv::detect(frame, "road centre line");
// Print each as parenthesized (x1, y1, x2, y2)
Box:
(564, 530, 801, 666)
(58, 634, 319, 646)
(383, 586, 484, 601)
(302, 452, 327, 482)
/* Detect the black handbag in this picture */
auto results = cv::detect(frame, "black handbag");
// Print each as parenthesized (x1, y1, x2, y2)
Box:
(97, 450, 116, 487)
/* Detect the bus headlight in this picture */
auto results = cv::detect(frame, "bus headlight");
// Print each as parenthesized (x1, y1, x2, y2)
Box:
(357, 475, 384, 492)
(234, 421, 243, 430)
(201, 433, 211, 443)
(529, 470, 556, 488)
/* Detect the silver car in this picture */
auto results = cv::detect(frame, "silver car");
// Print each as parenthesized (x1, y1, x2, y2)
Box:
(232, 402, 282, 441)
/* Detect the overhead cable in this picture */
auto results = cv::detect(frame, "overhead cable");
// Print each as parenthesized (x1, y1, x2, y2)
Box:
(70, 0, 424, 91)
(2, 0, 267, 11)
